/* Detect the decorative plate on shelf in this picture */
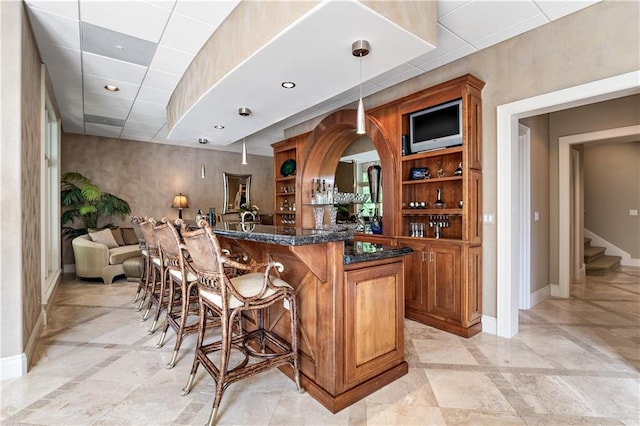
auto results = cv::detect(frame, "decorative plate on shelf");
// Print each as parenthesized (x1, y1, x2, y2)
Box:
(280, 159, 296, 177)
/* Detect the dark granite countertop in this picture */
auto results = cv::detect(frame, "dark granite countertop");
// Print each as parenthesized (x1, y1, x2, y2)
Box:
(343, 241, 413, 265)
(213, 222, 353, 246)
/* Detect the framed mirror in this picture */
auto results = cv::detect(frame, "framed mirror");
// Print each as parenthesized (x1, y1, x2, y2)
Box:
(222, 172, 251, 214)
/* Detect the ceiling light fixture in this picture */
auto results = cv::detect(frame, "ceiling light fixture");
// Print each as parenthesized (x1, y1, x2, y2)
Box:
(198, 138, 208, 144)
(281, 81, 296, 89)
(104, 84, 119, 92)
(352, 39, 370, 135)
(241, 138, 248, 165)
(238, 107, 252, 165)
(213, 125, 225, 129)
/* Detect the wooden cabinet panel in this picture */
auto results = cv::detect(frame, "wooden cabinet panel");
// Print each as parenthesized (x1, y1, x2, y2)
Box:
(427, 242, 461, 322)
(398, 238, 428, 313)
(344, 260, 404, 389)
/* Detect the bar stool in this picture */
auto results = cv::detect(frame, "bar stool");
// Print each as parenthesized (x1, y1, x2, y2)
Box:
(153, 218, 216, 369)
(137, 217, 167, 333)
(130, 216, 148, 310)
(180, 220, 304, 425)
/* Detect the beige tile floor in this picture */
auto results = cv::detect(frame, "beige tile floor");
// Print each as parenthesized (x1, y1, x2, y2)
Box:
(2, 266, 639, 425)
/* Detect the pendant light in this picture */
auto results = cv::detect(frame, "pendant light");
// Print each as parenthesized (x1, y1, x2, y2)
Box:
(352, 40, 370, 135)
(238, 107, 252, 165)
(241, 138, 248, 165)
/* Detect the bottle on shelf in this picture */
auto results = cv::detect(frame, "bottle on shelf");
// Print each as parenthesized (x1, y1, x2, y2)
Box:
(433, 188, 445, 209)
(195, 209, 203, 223)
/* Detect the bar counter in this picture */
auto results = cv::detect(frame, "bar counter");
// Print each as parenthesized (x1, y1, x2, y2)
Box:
(213, 222, 411, 413)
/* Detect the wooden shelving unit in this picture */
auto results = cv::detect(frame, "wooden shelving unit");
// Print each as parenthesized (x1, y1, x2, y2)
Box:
(272, 134, 307, 227)
(397, 74, 484, 337)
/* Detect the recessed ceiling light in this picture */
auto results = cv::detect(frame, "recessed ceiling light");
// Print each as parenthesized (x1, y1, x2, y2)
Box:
(213, 124, 225, 129)
(198, 138, 209, 144)
(104, 84, 119, 92)
(281, 81, 296, 89)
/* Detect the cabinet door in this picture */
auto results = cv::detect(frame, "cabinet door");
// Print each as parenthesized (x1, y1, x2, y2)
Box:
(398, 239, 428, 313)
(427, 242, 462, 323)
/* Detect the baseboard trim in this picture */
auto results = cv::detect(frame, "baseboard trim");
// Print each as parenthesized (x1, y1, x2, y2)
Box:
(481, 315, 497, 335)
(0, 353, 27, 380)
(531, 285, 550, 307)
(1, 305, 47, 380)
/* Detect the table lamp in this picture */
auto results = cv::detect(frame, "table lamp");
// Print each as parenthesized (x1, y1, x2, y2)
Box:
(171, 193, 189, 219)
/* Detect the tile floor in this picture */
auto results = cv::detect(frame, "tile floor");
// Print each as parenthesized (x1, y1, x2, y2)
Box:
(2, 267, 639, 425)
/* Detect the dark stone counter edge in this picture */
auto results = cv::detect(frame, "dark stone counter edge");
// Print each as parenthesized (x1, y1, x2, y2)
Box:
(213, 226, 353, 246)
(343, 245, 413, 265)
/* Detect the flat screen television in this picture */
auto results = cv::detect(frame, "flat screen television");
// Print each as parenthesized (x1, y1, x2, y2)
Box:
(409, 98, 462, 154)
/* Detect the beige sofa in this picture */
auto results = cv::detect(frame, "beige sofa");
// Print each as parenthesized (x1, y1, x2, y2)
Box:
(72, 231, 142, 284)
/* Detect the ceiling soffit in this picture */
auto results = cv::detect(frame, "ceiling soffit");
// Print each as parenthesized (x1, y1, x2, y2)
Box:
(167, 0, 437, 146)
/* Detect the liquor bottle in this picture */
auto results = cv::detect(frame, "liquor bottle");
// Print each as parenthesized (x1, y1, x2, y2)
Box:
(434, 188, 445, 208)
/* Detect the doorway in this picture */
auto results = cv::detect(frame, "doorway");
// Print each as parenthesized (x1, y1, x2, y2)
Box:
(495, 71, 640, 338)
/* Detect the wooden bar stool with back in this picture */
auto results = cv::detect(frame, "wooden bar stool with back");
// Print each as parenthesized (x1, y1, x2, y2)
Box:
(180, 220, 304, 425)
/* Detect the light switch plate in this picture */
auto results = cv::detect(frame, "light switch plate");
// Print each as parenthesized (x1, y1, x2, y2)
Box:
(630, 209, 638, 216)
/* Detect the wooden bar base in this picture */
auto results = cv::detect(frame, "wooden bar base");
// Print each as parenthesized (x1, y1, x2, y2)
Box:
(281, 361, 409, 413)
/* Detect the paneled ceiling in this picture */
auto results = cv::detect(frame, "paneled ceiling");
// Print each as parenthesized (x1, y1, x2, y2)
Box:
(25, 0, 599, 157)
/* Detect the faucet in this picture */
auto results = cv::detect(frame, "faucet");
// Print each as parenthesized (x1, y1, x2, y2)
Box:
(240, 211, 255, 223)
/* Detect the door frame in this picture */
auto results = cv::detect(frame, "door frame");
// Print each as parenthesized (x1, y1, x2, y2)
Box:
(517, 124, 531, 310)
(496, 70, 639, 338)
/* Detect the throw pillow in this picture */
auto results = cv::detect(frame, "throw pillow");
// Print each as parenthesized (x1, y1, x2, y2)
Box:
(121, 228, 139, 245)
(88, 228, 119, 249)
(110, 227, 125, 246)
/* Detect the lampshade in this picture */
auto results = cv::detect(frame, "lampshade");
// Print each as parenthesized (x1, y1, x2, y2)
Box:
(171, 193, 189, 209)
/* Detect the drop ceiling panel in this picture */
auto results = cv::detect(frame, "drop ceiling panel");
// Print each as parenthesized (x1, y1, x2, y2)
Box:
(84, 92, 135, 112)
(129, 99, 166, 117)
(160, 13, 215, 55)
(82, 52, 147, 85)
(137, 86, 172, 105)
(25, 0, 79, 20)
(537, 0, 600, 20)
(83, 74, 140, 100)
(37, 44, 81, 74)
(439, 1, 543, 47)
(81, 22, 157, 66)
(27, 7, 80, 49)
(124, 119, 166, 132)
(121, 128, 155, 141)
(85, 122, 123, 138)
(79, 1, 171, 42)
(149, 45, 194, 76)
(173, 1, 240, 26)
(472, 13, 548, 51)
(143, 69, 181, 92)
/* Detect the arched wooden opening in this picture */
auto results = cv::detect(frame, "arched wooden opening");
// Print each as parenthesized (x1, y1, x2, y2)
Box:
(298, 109, 398, 234)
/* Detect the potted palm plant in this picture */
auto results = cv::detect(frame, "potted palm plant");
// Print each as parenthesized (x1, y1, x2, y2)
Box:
(61, 172, 132, 240)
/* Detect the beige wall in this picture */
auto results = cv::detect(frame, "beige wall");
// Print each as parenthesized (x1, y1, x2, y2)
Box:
(549, 94, 640, 281)
(61, 134, 274, 265)
(520, 115, 550, 294)
(287, 1, 640, 316)
(1, 1, 43, 361)
(584, 142, 640, 258)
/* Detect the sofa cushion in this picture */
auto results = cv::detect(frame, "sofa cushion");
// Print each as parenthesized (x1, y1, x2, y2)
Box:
(110, 227, 125, 246)
(109, 245, 142, 264)
(89, 229, 119, 248)
(121, 227, 139, 245)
